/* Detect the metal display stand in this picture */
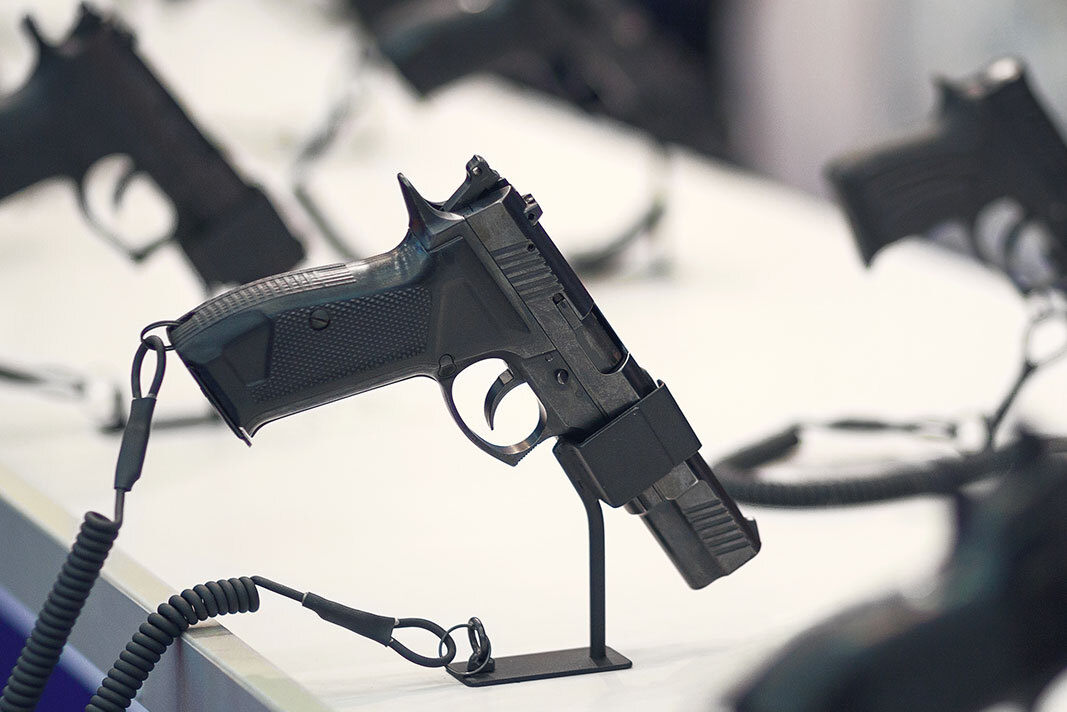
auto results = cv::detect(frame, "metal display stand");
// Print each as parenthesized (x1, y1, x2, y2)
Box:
(446, 472, 632, 686)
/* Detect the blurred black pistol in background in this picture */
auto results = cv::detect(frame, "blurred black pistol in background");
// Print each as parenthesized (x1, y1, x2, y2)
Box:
(0, 3, 305, 287)
(349, 0, 728, 158)
(168, 156, 760, 589)
(735, 446, 1067, 712)
(828, 58, 1067, 293)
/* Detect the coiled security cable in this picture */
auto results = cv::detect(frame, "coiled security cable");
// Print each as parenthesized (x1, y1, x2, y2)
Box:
(1, 333, 492, 711)
(86, 577, 487, 712)
(86, 578, 262, 712)
(0, 514, 120, 712)
(716, 434, 1044, 507)
(0, 337, 166, 712)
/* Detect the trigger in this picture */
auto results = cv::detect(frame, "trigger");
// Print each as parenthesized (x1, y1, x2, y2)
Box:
(484, 369, 525, 430)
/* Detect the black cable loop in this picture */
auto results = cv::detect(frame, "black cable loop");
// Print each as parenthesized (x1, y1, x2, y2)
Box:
(388, 618, 457, 668)
(130, 336, 166, 399)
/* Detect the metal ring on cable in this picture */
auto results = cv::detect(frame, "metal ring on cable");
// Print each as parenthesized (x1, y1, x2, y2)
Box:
(438, 617, 493, 675)
(139, 320, 181, 351)
(131, 335, 167, 399)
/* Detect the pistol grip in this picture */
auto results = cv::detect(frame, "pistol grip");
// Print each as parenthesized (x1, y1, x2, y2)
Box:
(169, 241, 435, 439)
(0, 83, 78, 201)
(827, 124, 986, 264)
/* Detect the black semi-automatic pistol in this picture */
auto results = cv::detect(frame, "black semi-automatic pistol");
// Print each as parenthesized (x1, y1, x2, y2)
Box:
(735, 446, 1067, 712)
(168, 156, 760, 589)
(827, 58, 1067, 292)
(0, 3, 305, 287)
(348, 0, 728, 158)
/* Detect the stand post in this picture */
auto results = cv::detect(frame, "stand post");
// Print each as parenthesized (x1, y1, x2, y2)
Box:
(577, 475, 607, 660)
(445, 474, 631, 686)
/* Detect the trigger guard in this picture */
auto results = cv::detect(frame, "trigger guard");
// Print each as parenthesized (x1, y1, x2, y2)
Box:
(76, 166, 171, 262)
(439, 377, 550, 466)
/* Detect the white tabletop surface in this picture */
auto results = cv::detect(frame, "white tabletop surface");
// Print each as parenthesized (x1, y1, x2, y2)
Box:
(1, 2, 1066, 710)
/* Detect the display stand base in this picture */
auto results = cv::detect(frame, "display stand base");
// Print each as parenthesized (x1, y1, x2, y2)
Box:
(447, 646, 631, 687)
(445, 466, 633, 686)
